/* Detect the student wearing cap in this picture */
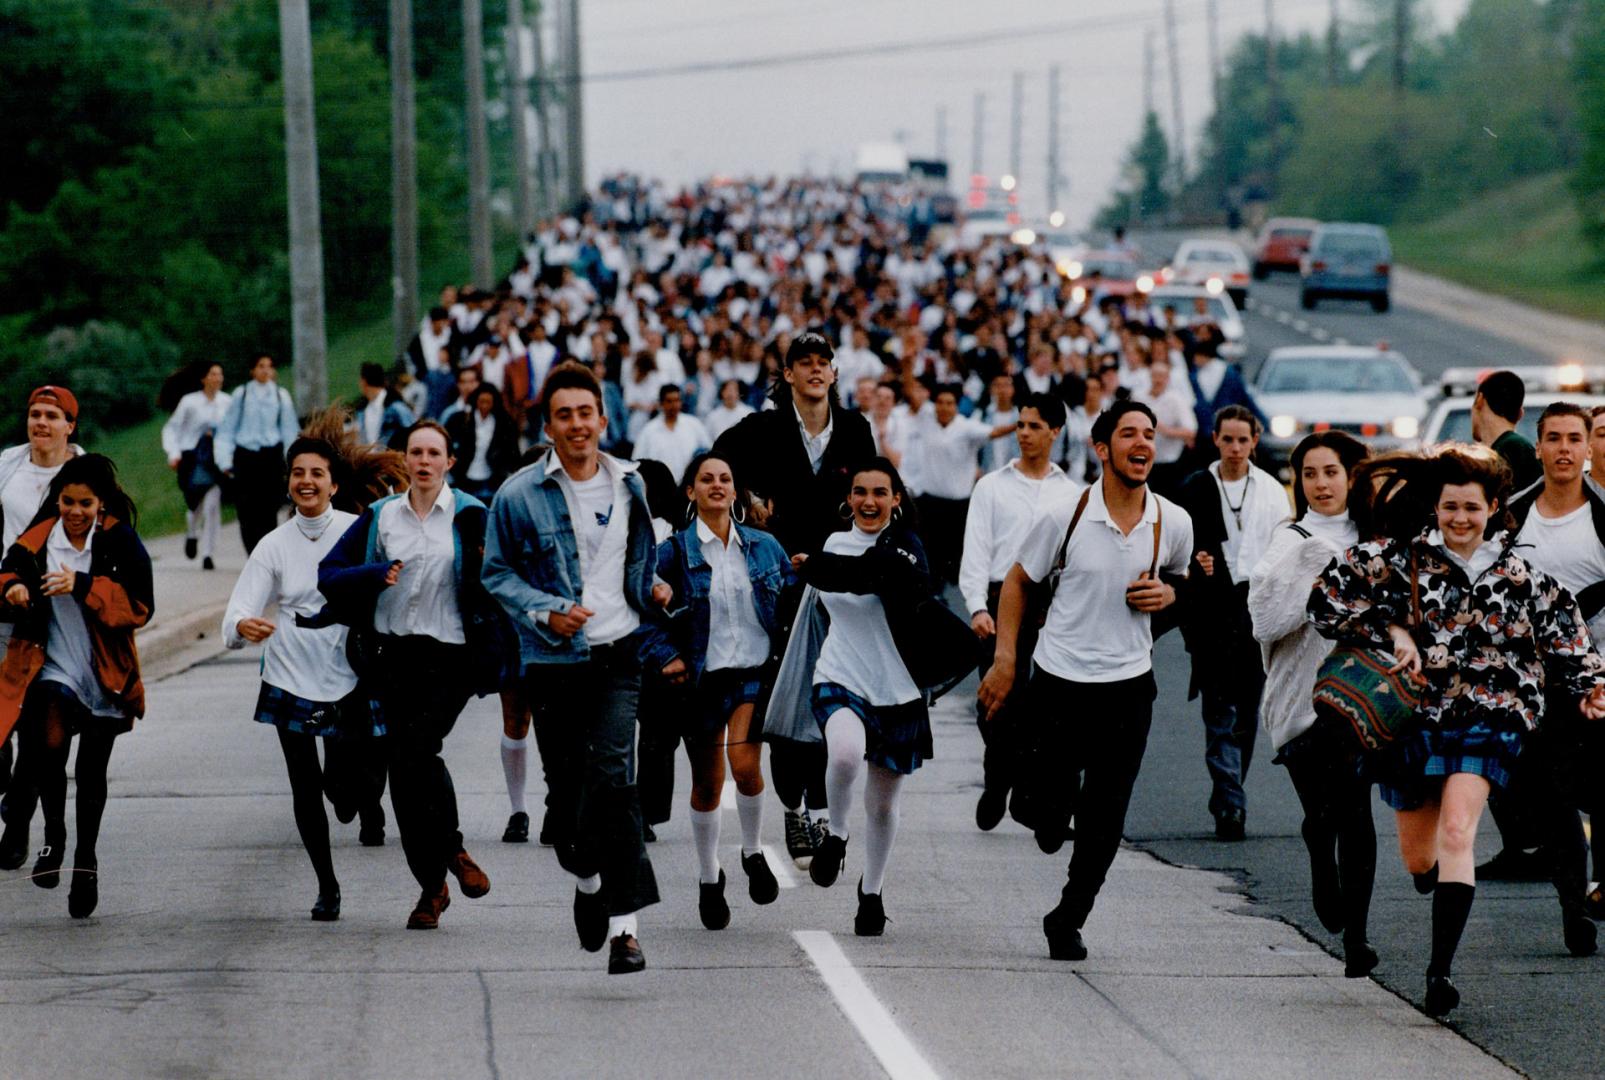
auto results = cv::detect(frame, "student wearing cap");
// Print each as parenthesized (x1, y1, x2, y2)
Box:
(0, 385, 82, 847)
(216, 353, 300, 554)
(162, 363, 230, 570)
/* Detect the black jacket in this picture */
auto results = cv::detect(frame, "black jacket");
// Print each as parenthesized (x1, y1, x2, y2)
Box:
(798, 521, 978, 701)
(711, 401, 877, 557)
(1508, 481, 1605, 621)
(446, 409, 521, 489)
(1175, 468, 1255, 695)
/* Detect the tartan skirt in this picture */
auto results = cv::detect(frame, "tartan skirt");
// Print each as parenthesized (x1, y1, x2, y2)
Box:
(251, 682, 385, 740)
(1378, 715, 1523, 811)
(810, 681, 932, 776)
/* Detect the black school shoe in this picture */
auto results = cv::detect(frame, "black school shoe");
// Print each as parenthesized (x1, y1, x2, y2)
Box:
(311, 890, 341, 922)
(854, 880, 887, 937)
(975, 788, 1007, 832)
(809, 832, 847, 888)
(67, 864, 98, 919)
(501, 811, 530, 844)
(607, 933, 645, 975)
(699, 870, 731, 931)
(741, 850, 779, 905)
(1214, 808, 1246, 842)
(1043, 905, 1088, 961)
(1424, 975, 1459, 1016)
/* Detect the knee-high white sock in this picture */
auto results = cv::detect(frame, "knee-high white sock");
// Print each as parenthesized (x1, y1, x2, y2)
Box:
(862, 766, 905, 895)
(690, 807, 722, 884)
(735, 790, 765, 855)
(607, 913, 638, 939)
(823, 709, 866, 843)
(200, 487, 221, 558)
(575, 873, 601, 894)
(500, 734, 528, 815)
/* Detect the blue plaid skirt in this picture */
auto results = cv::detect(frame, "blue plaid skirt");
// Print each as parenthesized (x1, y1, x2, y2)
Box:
(252, 682, 385, 740)
(811, 681, 932, 776)
(684, 666, 766, 742)
(1378, 716, 1523, 811)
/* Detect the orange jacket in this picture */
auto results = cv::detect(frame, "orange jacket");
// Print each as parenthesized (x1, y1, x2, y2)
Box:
(0, 515, 153, 741)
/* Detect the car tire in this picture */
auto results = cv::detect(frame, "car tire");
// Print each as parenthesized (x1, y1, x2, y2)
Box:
(1229, 289, 1247, 309)
(1371, 293, 1390, 313)
(1252, 263, 1269, 281)
(1300, 289, 1317, 310)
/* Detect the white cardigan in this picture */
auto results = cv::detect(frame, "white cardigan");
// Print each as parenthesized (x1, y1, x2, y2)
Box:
(1247, 519, 1354, 751)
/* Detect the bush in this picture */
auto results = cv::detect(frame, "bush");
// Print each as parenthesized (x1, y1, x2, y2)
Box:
(0, 320, 178, 444)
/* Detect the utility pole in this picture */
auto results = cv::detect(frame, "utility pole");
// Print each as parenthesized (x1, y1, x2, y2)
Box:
(389, 0, 418, 358)
(1327, 0, 1341, 85)
(935, 104, 947, 161)
(463, 0, 493, 287)
(1206, 0, 1222, 110)
(278, 0, 328, 410)
(562, 0, 585, 210)
(529, 3, 554, 217)
(1143, 29, 1155, 117)
(1164, 0, 1185, 184)
(506, 0, 533, 240)
(1008, 70, 1023, 184)
(1392, 0, 1409, 94)
(1046, 63, 1062, 216)
(971, 91, 985, 177)
(1264, 0, 1279, 179)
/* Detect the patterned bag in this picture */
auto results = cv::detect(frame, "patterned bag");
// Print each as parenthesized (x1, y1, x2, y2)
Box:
(1312, 548, 1423, 754)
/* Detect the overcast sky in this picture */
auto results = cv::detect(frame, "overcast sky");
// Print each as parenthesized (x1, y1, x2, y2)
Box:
(577, 0, 1467, 228)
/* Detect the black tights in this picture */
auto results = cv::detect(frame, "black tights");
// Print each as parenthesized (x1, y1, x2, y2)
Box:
(277, 728, 338, 894)
(29, 701, 118, 867)
(1282, 727, 1377, 945)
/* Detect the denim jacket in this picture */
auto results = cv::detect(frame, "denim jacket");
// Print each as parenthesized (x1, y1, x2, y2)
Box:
(481, 449, 658, 664)
(640, 518, 794, 682)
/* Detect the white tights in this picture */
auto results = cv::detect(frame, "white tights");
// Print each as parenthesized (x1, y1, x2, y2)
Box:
(823, 709, 905, 896)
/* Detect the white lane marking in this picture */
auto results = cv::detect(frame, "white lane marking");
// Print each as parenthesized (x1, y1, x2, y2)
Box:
(1291, 319, 1310, 333)
(1310, 327, 1330, 341)
(1275, 311, 1292, 325)
(722, 779, 797, 887)
(794, 930, 942, 1080)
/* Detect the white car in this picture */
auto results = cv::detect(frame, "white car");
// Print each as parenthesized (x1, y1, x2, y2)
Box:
(1145, 285, 1247, 360)
(1163, 239, 1252, 308)
(1421, 364, 1605, 446)
(1254, 345, 1430, 465)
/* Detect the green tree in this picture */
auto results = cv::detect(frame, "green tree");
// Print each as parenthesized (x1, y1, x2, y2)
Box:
(1096, 111, 1172, 228)
(1573, 0, 1605, 252)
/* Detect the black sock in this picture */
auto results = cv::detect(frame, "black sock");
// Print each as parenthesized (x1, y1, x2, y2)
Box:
(1428, 881, 1475, 978)
(1412, 862, 1439, 895)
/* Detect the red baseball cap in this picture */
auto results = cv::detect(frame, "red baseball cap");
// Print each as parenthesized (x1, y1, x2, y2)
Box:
(28, 385, 79, 422)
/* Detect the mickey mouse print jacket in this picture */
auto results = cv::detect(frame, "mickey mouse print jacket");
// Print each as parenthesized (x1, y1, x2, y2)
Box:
(1307, 529, 1604, 733)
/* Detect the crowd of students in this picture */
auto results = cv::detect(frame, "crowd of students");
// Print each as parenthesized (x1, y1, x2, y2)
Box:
(0, 177, 1600, 1012)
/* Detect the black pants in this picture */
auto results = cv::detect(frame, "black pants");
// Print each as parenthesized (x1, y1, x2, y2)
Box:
(375, 636, 471, 893)
(916, 494, 969, 586)
(1280, 716, 1377, 942)
(232, 445, 286, 554)
(1031, 669, 1157, 929)
(976, 583, 1041, 806)
(770, 739, 828, 813)
(637, 680, 685, 827)
(1500, 728, 1591, 920)
(526, 642, 660, 916)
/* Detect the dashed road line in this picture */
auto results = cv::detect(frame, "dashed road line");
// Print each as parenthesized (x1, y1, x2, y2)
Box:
(1309, 327, 1330, 342)
(794, 930, 942, 1080)
(1291, 319, 1310, 333)
(1274, 311, 1292, 325)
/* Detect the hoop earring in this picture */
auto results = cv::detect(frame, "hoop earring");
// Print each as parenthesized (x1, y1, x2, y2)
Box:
(889, 505, 902, 523)
(838, 501, 853, 521)
(733, 500, 748, 525)
(683, 501, 697, 527)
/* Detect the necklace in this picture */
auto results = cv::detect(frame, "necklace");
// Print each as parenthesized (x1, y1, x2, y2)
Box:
(1218, 473, 1249, 530)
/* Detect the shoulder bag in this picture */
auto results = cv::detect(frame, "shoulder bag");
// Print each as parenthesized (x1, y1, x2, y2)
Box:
(1311, 546, 1424, 754)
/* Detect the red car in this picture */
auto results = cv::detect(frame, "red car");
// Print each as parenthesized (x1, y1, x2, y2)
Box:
(1252, 217, 1320, 279)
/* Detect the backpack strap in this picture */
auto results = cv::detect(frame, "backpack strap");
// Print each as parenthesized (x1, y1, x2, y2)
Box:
(1148, 497, 1163, 578)
(1049, 488, 1093, 590)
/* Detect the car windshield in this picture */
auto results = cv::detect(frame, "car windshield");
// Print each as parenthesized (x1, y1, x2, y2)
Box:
(1150, 295, 1228, 321)
(1435, 407, 1544, 446)
(1259, 357, 1414, 395)
(1082, 257, 1137, 278)
(1317, 232, 1385, 258)
(1182, 248, 1239, 265)
(1270, 228, 1313, 241)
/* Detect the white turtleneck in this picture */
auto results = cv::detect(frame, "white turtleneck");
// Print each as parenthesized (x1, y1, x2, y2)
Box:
(1295, 507, 1358, 550)
(223, 507, 360, 703)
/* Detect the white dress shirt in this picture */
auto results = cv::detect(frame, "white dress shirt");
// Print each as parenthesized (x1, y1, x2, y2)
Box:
(794, 404, 833, 474)
(467, 411, 497, 482)
(704, 402, 754, 443)
(161, 390, 231, 460)
(697, 519, 770, 672)
(633, 413, 711, 483)
(223, 510, 361, 702)
(373, 483, 465, 643)
(913, 413, 993, 500)
(959, 460, 1078, 616)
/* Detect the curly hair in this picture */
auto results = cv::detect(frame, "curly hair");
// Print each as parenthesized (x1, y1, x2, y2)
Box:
(290, 406, 407, 513)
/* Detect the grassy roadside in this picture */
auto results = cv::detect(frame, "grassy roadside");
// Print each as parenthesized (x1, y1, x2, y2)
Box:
(96, 313, 395, 538)
(1391, 173, 1605, 322)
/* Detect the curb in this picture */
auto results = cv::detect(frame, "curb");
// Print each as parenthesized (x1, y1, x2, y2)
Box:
(138, 601, 230, 680)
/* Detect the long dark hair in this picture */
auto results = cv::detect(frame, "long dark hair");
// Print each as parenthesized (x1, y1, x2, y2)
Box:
(1289, 430, 1370, 529)
(849, 456, 920, 532)
(677, 451, 753, 526)
(38, 453, 137, 530)
(292, 406, 407, 513)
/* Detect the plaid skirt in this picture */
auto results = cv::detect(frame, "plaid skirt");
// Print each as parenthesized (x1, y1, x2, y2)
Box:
(683, 666, 765, 742)
(811, 681, 932, 776)
(252, 682, 386, 740)
(1378, 715, 1523, 811)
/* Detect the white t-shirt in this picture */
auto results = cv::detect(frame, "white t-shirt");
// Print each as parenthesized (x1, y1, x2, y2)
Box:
(811, 526, 920, 705)
(1017, 483, 1193, 683)
(1516, 501, 1605, 600)
(38, 521, 124, 717)
(560, 459, 640, 647)
(2, 458, 60, 550)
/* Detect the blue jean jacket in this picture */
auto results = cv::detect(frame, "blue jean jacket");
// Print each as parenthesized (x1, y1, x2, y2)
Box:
(640, 519, 795, 682)
(481, 450, 659, 665)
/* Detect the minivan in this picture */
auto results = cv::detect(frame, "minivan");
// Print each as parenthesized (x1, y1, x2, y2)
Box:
(1299, 223, 1392, 312)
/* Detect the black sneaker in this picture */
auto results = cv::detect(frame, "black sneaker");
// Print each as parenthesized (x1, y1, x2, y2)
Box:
(807, 815, 831, 859)
(699, 870, 730, 930)
(574, 887, 608, 952)
(1424, 974, 1459, 1016)
(185, 537, 198, 560)
(311, 890, 341, 922)
(1564, 912, 1598, 957)
(809, 830, 847, 889)
(202, 556, 215, 571)
(607, 933, 646, 975)
(741, 850, 779, 905)
(1214, 808, 1246, 842)
(1343, 939, 1379, 978)
(975, 788, 1007, 832)
(784, 808, 814, 866)
(854, 880, 887, 937)
(67, 863, 98, 919)
(502, 811, 530, 844)
(1043, 904, 1087, 961)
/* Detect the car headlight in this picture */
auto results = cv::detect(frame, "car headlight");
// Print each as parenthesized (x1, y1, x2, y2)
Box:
(1070, 285, 1087, 304)
(1135, 274, 1154, 293)
(1205, 277, 1224, 295)
(1270, 415, 1299, 439)
(1391, 415, 1420, 439)
(1060, 259, 1083, 279)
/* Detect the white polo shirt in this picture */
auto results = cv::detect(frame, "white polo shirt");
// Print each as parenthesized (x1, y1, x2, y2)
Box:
(1016, 481, 1193, 683)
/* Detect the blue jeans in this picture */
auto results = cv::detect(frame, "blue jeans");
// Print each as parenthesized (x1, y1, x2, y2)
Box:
(526, 640, 660, 916)
(1201, 671, 1264, 817)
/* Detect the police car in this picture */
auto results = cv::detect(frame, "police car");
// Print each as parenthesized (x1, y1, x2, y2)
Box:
(1255, 344, 1431, 466)
(1420, 364, 1605, 446)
